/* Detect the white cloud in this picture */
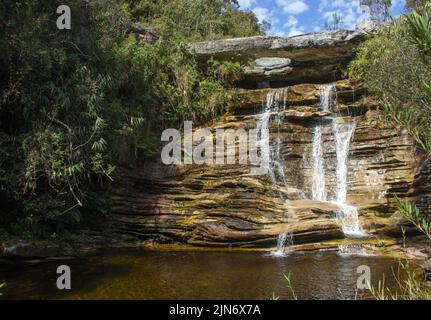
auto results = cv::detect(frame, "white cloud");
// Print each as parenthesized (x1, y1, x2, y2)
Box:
(283, 16, 298, 28)
(271, 25, 304, 38)
(287, 27, 305, 37)
(280, 14, 306, 37)
(237, 0, 255, 9)
(318, 0, 367, 30)
(252, 7, 271, 22)
(273, 29, 288, 37)
(276, 0, 309, 15)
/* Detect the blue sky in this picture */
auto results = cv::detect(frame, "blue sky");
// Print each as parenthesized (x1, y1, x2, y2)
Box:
(237, 0, 407, 37)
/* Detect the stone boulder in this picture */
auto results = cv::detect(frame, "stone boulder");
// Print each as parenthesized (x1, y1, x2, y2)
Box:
(243, 57, 292, 83)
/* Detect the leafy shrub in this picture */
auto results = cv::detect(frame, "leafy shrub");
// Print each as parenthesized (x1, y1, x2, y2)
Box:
(0, 0, 259, 237)
(396, 197, 431, 240)
(369, 261, 431, 300)
(349, 19, 431, 153)
(122, 0, 265, 42)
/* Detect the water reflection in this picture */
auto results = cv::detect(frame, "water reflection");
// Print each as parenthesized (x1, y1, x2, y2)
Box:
(0, 250, 402, 300)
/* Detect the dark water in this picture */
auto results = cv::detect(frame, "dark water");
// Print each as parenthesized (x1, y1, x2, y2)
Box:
(0, 250, 403, 300)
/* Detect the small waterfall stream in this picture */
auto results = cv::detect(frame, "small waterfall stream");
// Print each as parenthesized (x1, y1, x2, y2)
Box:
(311, 84, 336, 201)
(257, 88, 295, 256)
(311, 126, 326, 201)
(272, 231, 293, 257)
(256, 88, 290, 192)
(333, 121, 366, 237)
(311, 84, 366, 237)
(333, 122, 356, 204)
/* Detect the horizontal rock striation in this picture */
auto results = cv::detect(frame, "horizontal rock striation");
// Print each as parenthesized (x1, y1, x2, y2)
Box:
(111, 31, 431, 250)
(111, 78, 431, 249)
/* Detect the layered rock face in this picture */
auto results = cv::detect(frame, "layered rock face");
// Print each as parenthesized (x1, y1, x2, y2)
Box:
(190, 30, 365, 87)
(112, 31, 431, 250)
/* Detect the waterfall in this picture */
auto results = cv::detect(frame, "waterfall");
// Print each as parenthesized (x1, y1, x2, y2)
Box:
(311, 126, 326, 201)
(310, 84, 336, 201)
(256, 88, 290, 194)
(333, 122, 356, 204)
(311, 83, 366, 237)
(257, 88, 295, 256)
(257, 89, 289, 190)
(272, 232, 293, 257)
(320, 84, 337, 112)
(333, 121, 366, 237)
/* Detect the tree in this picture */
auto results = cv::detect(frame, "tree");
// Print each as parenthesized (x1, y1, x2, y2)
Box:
(123, 0, 263, 41)
(0, 0, 253, 238)
(324, 13, 342, 30)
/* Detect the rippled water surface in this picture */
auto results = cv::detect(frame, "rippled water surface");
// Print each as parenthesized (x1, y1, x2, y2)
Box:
(0, 250, 403, 300)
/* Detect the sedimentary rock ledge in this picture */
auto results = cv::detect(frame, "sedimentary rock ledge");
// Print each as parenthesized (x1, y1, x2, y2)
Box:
(190, 30, 365, 86)
(190, 30, 365, 62)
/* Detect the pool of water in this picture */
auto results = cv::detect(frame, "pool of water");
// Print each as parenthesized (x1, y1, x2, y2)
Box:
(0, 250, 403, 300)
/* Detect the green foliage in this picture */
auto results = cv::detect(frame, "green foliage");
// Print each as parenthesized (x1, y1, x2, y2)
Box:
(1, 0, 124, 234)
(369, 261, 431, 300)
(406, 0, 429, 10)
(270, 292, 280, 300)
(396, 197, 431, 240)
(0, 0, 259, 237)
(284, 273, 298, 300)
(122, 0, 264, 42)
(350, 14, 431, 301)
(405, 4, 431, 59)
(401, 226, 407, 248)
(348, 17, 431, 153)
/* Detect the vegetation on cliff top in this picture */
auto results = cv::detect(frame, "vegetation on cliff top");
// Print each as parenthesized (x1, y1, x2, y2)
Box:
(0, 0, 262, 239)
(349, 2, 431, 154)
(349, 1, 431, 299)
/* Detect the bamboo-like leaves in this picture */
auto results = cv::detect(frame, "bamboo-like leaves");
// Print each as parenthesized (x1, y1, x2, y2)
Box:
(396, 196, 431, 240)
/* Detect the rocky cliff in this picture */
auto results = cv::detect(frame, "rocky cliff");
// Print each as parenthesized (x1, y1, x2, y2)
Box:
(111, 30, 431, 253)
(191, 29, 365, 87)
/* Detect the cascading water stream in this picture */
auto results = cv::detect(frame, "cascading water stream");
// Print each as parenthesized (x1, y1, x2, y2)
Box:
(311, 126, 326, 201)
(259, 88, 290, 192)
(311, 84, 366, 237)
(320, 84, 337, 113)
(332, 121, 366, 237)
(310, 84, 336, 201)
(272, 231, 293, 257)
(333, 122, 356, 204)
(256, 88, 294, 256)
